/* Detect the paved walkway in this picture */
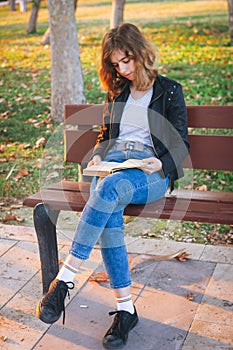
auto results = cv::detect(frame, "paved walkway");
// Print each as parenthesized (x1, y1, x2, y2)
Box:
(0, 223, 233, 350)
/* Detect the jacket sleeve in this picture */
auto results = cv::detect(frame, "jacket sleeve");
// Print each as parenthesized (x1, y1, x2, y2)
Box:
(159, 83, 190, 177)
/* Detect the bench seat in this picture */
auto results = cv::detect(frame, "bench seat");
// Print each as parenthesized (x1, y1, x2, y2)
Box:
(23, 180, 233, 225)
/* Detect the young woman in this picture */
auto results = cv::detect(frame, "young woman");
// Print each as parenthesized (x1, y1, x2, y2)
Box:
(36, 23, 189, 349)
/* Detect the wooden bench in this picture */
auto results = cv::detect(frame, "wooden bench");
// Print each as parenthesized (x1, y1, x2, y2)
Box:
(23, 104, 233, 293)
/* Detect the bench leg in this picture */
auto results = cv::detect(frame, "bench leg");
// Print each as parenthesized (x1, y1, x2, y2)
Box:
(33, 203, 60, 294)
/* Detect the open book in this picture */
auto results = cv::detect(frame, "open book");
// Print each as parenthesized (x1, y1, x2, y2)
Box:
(83, 159, 144, 177)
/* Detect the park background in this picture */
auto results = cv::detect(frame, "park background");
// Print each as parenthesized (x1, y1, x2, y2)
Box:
(0, 0, 232, 245)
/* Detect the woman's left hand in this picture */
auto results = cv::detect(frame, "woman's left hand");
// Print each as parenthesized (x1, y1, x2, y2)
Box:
(139, 157, 162, 174)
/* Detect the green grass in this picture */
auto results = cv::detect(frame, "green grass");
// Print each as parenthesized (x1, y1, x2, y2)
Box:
(0, 0, 232, 243)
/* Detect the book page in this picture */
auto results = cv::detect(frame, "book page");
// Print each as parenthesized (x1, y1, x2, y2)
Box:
(83, 159, 143, 177)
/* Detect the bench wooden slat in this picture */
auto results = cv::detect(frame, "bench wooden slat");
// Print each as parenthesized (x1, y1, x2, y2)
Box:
(23, 181, 233, 225)
(47, 180, 91, 192)
(65, 104, 103, 126)
(64, 129, 99, 163)
(64, 104, 233, 129)
(23, 182, 233, 206)
(46, 180, 233, 203)
(186, 134, 233, 170)
(187, 106, 233, 129)
(64, 129, 233, 170)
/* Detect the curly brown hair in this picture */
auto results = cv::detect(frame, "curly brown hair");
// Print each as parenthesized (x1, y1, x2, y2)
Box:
(98, 23, 158, 97)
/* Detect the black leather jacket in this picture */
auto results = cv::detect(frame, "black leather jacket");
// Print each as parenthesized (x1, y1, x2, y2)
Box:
(92, 75, 190, 190)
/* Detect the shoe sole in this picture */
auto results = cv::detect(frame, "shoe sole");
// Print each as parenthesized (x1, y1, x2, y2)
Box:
(36, 302, 60, 324)
(103, 317, 139, 349)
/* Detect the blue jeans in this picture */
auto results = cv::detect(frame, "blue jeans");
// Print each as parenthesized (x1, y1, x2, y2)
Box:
(70, 145, 169, 288)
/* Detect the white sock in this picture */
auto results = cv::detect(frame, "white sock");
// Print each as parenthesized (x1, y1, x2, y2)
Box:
(56, 262, 78, 283)
(116, 295, 135, 314)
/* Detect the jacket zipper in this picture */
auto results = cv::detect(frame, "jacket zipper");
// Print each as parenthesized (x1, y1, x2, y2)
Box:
(147, 91, 164, 158)
(104, 98, 116, 156)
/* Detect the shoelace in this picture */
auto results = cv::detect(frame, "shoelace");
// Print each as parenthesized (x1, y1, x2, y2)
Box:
(61, 282, 74, 324)
(43, 281, 74, 324)
(109, 310, 121, 316)
(108, 310, 122, 334)
(108, 309, 137, 341)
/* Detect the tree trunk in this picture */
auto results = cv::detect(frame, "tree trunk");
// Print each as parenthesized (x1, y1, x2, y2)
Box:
(110, 0, 125, 28)
(47, 0, 85, 122)
(41, 27, 50, 45)
(26, 0, 42, 34)
(9, 0, 16, 11)
(228, 0, 233, 45)
(74, 0, 78, 11)
(41, 0, 78, 45)
(19, 0, 27, 12)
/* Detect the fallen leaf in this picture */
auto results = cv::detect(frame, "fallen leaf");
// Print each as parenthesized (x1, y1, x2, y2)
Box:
(53, 164, 64, 170)
(193, 93, 202, 99)
(34, 137, 46, 148)
(10, 204, 23, 209)
(186, 20, 192, 28)
(86, 84, 93, 89)
(22, 153, 32, 159)
(184, 183, 193, 190)
(27, 118, 37, 124)
(1, 214, 25, 223)
(1, 110, 10, 118)
(185, 292, 196, 301)
(20, 83, 28, 89)
(14, 168, 29, 181)
(129, 249, 191, 270)
(175, 251, 191, 261)
(58, 259, 63, 267)
(17, 216, 25, 222)
(89, 272, 109, 283)
(141, 231, 157, 238)
(123, 216, 134, 224)
(1, 204, 23, 211)
(27, 118, 47, 128)
(220, 180, 227, 185)
(15, 96, 24, 102)
(203, 28, 211, 35)
(0, 144, 6, 152)
(46, 171, 59, 181)
(18, 143, 30, 150)
(36, 159, 43, 168)
(195, 184, 208, 191)
(0, 335, 8, 342)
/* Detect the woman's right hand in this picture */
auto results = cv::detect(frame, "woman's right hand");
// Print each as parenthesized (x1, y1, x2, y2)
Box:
(87, 155, 102, 167)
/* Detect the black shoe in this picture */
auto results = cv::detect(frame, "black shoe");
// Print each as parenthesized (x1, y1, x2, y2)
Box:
(102, 307, 139, 349)
(36, 279, 74, 324)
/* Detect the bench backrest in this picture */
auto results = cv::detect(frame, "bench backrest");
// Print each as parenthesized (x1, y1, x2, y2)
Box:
(64, 104, 233, 171)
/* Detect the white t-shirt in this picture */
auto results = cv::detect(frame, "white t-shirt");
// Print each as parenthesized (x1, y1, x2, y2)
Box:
(118, 87, 153, 147)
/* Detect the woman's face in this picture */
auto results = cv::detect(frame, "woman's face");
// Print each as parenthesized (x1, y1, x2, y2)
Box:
(110, 50, 136, 81)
